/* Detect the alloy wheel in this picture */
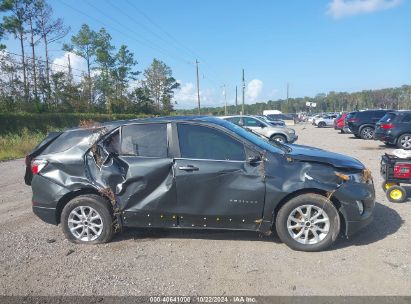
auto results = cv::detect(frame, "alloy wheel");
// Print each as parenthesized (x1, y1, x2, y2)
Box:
(400, 136, 411, 149)
(361, 127, 374, 139)
(286, 204, 330, 245)
(68, 206, 103, 241)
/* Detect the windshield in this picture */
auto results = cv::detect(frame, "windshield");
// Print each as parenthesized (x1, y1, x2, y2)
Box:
(215, 119, 286, 154)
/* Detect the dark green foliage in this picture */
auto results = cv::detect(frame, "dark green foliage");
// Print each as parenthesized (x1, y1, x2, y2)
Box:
(0, 112, 150, 135)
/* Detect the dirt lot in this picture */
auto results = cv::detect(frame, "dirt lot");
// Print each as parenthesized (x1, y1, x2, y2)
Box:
(0, 124, 410, 296)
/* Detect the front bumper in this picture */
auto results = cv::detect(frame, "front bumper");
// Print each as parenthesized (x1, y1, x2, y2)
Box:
(288, 134, 298, 143)
(333, 180, 375, 236)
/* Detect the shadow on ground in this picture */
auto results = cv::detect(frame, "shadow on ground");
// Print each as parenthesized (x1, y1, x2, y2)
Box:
(334, 202, 403, 249)
(112, 202, 402, 250)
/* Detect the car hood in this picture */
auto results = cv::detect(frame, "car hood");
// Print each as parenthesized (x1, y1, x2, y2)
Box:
(286, 144, 364, 170)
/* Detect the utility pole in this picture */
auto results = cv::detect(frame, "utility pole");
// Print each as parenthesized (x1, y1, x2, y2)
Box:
(242, 69, 245, 115)
(195, 59, 201, 115)
(67, 54, 72, 82)
(235, 86, 238, 114)
(286, 82, 289, 103)
(223, 84, 227, 115)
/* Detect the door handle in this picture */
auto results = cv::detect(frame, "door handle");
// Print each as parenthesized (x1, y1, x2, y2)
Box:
(178, 165, 199, 171)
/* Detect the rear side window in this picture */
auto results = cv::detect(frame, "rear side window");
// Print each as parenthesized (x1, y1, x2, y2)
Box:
(177, 124, 246, 161)
(402, 114, 411, 123)
(42, 129, 94, 154)
(225, 117, 242, 125)
(380, 113, 397, 123)
(121, 124, 168, 158)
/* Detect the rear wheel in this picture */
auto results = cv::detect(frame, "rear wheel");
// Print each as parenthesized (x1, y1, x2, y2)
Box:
(360, 126, 374, 140)
(386, 186, 407, 203)
(61, 194, 114, 244)
(275, 194, 340, 252)
(271, 134, 287, 144)
(397, 134, 411, 150)
(318, 122, 326, 128)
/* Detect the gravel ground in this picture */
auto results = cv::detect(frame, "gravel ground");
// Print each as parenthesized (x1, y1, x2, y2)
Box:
(0, 123, 410, 296)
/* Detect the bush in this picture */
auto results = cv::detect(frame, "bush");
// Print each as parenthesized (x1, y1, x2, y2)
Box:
(0, 112, 151, 136)
(0, 129, 46, 161)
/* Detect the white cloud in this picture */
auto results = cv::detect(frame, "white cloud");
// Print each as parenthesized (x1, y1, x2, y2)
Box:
(174, 81, 216, 109)
(52, 52, 88, 81)
(327, 0, 403, 18)
(246, 79, 263, 102)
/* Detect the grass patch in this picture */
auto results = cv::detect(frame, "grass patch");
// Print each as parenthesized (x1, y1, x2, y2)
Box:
(0, 130, 46, 161)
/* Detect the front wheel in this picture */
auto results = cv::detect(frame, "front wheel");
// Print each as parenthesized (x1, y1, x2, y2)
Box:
(275, 194, 340, 252)
(61, 194, 114, 244)
(318, 122, 326, 128)
(271, 134, 287, 144)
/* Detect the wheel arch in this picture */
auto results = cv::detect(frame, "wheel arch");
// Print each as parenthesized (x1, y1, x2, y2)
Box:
(359, 124, 374, 133)
(55, 188, 113, 224)
(271, 188, 345, 231)
(269, 132, 288, 140)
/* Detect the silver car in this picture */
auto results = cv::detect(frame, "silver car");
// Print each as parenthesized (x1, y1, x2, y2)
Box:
(220, 115, 298, 144)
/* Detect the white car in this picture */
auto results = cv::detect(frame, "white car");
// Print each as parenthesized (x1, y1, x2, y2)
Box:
(314, 114, 338, 128)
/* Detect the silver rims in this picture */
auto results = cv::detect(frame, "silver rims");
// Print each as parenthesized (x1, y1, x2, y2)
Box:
(286, 204, 330, 245)
(68, 206, 103, 241)
(274, 136, 285, 143)
(361, 127, 374, 139)
(400, 135, 411, 149)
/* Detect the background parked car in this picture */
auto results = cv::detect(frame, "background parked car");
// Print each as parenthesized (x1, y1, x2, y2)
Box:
(221, 115, 297, 144)
(265, 113, 296, 126)
(374, 110, 411, 149)
(255, 115, 285, 127)
(314, 114, 338, 128)
(334, 113, 347, 133)
(346, 109, 390, 140)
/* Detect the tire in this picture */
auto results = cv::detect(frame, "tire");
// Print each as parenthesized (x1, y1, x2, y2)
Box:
(271, 134, 287, 144)
(61, 194, 114, 244)
(360, 126, 374, 140)
(397, 134, 411, 150)
(275, 193, 340, 252)
(318, 122, 326, 128)
(381, 181, 399, 191)
(386, 186, 407, 203)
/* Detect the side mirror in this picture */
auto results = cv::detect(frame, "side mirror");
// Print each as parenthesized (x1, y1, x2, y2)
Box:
(247, 155, 261, 164)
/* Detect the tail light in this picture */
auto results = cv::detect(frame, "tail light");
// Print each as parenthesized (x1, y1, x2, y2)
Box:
(394, 163, 411, 179)
(31, 159, 48, 175)
(380, 123, 394, 129)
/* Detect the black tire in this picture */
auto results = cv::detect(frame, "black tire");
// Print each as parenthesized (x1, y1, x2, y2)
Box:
(318, 122, 326, 128)
(360, 126, 374, 140)
(386, 186, 407, 203)
(381, 181, 399, 192)
(271, 134, 287, 144)
(61, 194, 114, 244)
(397, 133, 411, 150)
(275, 193, 340, 252)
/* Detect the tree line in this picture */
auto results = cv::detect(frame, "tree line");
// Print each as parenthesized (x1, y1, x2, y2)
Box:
(0, 0, 180, 114)
(176, 85, 411, 116)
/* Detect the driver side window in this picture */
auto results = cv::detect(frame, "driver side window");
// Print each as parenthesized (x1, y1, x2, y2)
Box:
(177, 123, 246, 161)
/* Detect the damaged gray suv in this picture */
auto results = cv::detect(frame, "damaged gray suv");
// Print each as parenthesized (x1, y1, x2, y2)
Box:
(25, 116, 375, 251)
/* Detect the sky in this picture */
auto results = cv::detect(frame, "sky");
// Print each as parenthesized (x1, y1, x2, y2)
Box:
(2, 0, 410, 109)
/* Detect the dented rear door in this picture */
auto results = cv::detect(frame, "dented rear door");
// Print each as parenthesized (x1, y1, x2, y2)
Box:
(115, 123, 178, 227)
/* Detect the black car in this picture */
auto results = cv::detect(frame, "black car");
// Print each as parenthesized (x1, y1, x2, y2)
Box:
(25, 116, 375, 252)
(346, 110, 390, 139)
(374, 111, 411, 149)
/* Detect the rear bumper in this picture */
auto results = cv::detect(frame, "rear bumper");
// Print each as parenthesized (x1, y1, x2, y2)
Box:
(32, 206, 57, 225)
(374, 131, 396, 144)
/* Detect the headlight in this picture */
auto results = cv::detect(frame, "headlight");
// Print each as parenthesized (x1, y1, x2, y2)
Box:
(335, 172, 363, 182)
